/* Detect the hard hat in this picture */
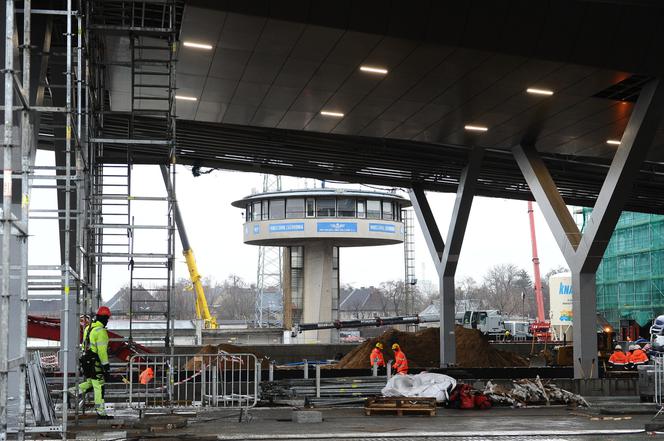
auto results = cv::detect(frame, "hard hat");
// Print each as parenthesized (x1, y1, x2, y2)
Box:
(375, 342, 383, 350)
(96, 306, 111, 317)
(615, 345, 622, 350)
(391, 343, 400, 350)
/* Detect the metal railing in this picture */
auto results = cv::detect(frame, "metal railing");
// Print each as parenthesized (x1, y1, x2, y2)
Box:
(653, 353, 664, 419)
(128, 353, 259, 410)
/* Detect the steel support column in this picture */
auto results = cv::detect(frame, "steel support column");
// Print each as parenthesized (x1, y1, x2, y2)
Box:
(513, 78, 664, 378)
(409, 146, 484, 367)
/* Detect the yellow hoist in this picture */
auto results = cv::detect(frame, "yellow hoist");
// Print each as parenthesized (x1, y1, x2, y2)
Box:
(161, 166, 218, 329)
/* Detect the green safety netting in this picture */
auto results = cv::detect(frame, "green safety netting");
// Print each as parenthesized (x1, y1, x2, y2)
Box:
(583, 209, 664, 328)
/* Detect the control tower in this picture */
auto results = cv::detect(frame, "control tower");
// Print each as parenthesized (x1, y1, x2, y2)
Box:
(232, 188, 410, 343)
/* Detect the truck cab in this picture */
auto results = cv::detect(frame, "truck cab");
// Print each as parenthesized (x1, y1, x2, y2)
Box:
(462, 310, 505, 338)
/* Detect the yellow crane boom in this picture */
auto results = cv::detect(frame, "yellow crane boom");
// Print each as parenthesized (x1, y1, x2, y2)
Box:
(160, 165, 218, 328)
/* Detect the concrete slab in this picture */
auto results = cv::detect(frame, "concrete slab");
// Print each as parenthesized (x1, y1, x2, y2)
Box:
(291, 410, 322, 423)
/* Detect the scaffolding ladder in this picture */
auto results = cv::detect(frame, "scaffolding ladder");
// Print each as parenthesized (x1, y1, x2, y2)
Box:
(403, 208, 416, 316)
(87, 0, 178, 347)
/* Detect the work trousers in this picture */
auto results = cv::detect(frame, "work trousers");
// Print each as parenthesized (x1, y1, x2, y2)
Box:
(79, 375, 106, 415)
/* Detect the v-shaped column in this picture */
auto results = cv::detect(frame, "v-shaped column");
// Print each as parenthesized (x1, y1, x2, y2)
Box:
(513, 78, 664, 378)
(409, 146, 485, 366)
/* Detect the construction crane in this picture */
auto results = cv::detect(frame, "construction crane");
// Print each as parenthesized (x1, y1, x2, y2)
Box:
(527, 201, 551, 341)
(160, 166, 218, 329)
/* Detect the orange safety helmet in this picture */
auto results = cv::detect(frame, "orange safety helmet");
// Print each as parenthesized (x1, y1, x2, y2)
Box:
(96, 306, 112, 317)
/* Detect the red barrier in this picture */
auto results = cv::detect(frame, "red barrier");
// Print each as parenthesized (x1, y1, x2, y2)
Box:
(28, 315, 152, 361)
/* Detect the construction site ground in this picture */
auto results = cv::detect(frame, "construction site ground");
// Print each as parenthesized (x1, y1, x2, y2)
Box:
(69, 397, 663, 440)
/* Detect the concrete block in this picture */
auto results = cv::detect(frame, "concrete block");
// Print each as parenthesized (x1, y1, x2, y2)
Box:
(291, 410, 323, 423)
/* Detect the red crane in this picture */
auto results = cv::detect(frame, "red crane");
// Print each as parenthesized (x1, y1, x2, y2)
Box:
(527, 201, 551, 341)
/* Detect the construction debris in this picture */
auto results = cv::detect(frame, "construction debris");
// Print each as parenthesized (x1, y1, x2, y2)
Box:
(483, 377, 589, 407)
(335, 326, 527, 369)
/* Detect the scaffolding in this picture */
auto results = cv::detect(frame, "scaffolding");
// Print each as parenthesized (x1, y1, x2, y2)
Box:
(86, 0, 178, 347)
(255, 175, 283, 327)
(402, 208, 416, 315)
(585, 209, 664, 329)
(0, 0, 86, 438)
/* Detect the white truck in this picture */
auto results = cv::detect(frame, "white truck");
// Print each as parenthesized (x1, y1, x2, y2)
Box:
(461, 310, 507, 338)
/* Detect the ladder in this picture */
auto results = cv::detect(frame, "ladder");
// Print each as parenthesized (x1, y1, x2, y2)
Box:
(87, 0, 178, 347)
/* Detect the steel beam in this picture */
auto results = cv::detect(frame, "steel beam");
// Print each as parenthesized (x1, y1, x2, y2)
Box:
(513, 144, 580, 261)
(408, 186, 444, 276)
(409, 147, 484, 367)
(575, 79, 664, 273)
(512, 78, 664, 379)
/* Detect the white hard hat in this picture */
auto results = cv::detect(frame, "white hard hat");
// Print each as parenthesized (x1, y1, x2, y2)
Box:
(615, 345, 622, 350)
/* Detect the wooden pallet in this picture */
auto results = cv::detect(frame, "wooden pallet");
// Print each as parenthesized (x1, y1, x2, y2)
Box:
(364, 396, 436, 416)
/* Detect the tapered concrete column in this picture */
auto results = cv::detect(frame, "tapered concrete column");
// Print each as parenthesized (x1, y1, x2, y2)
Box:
(302, 242, 334, 343)
(572, 272, 598, 378)
(440, 275, 455, 365)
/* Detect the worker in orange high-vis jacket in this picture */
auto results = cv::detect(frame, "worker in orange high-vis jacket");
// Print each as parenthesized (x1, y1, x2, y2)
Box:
(370, 342, 386, 368)
(608, 345, 628, 366)
(391, 343, 409, 375)
(628, 344, 649, 366)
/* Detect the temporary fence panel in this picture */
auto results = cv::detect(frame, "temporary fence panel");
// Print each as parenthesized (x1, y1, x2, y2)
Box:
(128, 353, 259, 410)
(654, 354, 664, 418)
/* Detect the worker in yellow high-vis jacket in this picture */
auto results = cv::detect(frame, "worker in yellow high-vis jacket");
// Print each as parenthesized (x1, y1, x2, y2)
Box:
(71, 306, 113, 418)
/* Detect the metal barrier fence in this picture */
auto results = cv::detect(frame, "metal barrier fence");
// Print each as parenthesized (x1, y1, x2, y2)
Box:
(654, 353, 664, 418)
(128, 353, 259, 410)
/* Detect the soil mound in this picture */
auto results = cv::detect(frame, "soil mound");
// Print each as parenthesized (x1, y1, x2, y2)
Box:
(185, 344, 268, 370)
(335, 325, 527, 369)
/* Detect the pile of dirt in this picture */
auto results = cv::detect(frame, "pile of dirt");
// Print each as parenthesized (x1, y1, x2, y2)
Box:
(184, 344, 269, 370)
(335, 325, 528, 369)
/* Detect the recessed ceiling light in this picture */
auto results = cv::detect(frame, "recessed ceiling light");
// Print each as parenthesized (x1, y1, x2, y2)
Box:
(183, 41, 213, 50)
(180, 149, 195, 153)
(360, 65, 388, 75)
(606, 139, 621, 145)
(320, 110, 344, 118)
(526, 87, 554, 96)
(464, 125, 488, 132)
(175, 95, 197, 101)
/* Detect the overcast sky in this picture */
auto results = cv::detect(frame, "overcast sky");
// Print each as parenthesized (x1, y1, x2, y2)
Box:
(29, 151, 572, 301)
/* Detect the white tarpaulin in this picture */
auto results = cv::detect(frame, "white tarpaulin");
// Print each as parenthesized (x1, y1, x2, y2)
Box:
(381, 372, 457, 402)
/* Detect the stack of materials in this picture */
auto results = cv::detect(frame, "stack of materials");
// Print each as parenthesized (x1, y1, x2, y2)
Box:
(262, 376, 388, 406)
(484, 377, 589, 407)
(335, 326, 527, 369)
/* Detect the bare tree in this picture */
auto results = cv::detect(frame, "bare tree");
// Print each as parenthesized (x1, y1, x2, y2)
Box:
(215, 275, 255, 321)
(380, 280, 407, 316)
(481, 264, 533, 316)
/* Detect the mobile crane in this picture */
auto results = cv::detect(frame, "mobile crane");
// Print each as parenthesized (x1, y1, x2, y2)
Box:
(160, 166, 218, 329)
(527, 201, 551, 341)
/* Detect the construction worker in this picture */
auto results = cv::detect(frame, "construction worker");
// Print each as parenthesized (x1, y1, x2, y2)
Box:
(391, 343, 409, 375)
(370, 342, 386, 369)
(73, 306, 113, 418)
(608, 344, 628, 367)
(629, 344, 649, 366)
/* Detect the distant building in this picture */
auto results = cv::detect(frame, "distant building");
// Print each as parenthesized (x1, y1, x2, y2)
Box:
(339, 287, 396, 320)
(105, 286, 159, 318)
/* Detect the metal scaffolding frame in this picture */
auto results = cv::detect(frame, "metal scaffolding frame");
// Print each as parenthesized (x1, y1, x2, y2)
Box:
(85, 0, 178, 348)
(0, 0, 86, 438)
(402, 208, 416, 316)
(255, 174, 283, 327)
